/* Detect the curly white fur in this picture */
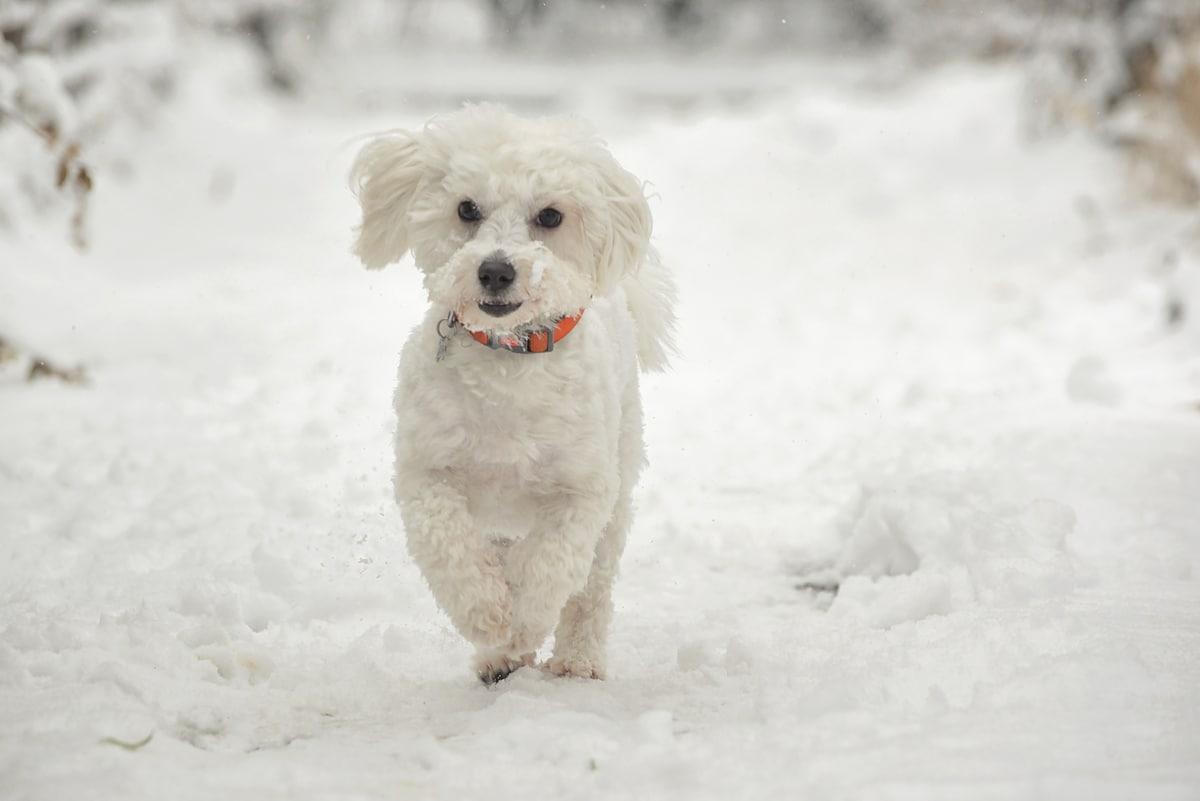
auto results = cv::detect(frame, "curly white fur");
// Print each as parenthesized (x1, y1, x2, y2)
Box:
(350, 105, 675, 682)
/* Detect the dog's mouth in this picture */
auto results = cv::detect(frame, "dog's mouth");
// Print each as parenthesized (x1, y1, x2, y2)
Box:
(477, 301, 523, 318)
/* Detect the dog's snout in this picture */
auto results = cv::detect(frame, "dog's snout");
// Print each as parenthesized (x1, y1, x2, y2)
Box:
(478, 259, 516, 293)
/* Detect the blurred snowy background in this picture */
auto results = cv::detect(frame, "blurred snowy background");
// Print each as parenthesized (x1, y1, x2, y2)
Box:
(2, 1, 1199, 799)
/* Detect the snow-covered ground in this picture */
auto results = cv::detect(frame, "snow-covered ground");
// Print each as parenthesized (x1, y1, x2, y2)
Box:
(2, 61, 1199, 800)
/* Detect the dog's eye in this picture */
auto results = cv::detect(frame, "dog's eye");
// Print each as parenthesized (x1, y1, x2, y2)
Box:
(458, 200, 483, 223)
(534, 207, 563, 228)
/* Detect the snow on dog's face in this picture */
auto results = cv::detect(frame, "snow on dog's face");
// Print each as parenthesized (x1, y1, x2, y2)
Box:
(350, 105, 651, 333)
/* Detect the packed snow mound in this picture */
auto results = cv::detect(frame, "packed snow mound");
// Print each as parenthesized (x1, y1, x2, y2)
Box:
(804, 477, 1081, 627)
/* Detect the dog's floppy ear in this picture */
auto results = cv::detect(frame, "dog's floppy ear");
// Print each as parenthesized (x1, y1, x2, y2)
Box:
(349, 131, 425, 269)
(593, 155, 652, 296)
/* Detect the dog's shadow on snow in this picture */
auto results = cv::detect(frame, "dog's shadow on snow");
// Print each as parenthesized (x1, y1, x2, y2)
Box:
(384, 666, 643, 742)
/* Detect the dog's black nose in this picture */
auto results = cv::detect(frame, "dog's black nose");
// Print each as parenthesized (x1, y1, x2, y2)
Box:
(478, 259, 516, 293)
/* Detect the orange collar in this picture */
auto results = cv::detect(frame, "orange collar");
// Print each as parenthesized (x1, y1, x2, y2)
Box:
(436, 309, 584, 360)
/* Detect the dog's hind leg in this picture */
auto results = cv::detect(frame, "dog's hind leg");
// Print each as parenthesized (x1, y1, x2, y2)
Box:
(501, 479, 615, 659)
(544, 392, 644, 680)
(542, 493, 629, 680)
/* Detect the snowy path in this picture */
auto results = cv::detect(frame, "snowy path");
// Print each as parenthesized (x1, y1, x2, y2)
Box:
(2, 65, 1199, 800)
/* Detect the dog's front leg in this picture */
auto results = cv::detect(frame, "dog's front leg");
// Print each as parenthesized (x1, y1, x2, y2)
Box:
(396, 467, 512, 649)
(502, 481, 614, 658)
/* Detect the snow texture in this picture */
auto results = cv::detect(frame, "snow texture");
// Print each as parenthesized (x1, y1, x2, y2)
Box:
(2, 61, 1199, 800)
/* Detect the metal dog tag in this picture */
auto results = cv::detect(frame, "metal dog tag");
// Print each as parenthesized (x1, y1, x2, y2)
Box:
(435, 312, 457, 362)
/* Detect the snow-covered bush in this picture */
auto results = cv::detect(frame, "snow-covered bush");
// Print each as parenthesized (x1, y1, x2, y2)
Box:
(0, 0, 176, 245)
(861, 0, 1200, 207)
(1017, 0, 1200, 205)
(1, 1, 180, 382)
(177, 0, 336, 93)
(1102, 2, 1200, 205)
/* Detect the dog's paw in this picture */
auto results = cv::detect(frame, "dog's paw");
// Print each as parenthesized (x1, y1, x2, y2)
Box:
(457, 574, 513, 649)
(474, 650, 534, 686)
(456, 592, 513, 647)
(542, 654, 606, 680)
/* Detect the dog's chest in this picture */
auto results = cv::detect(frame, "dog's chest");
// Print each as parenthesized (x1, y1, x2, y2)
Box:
(401, 318, 622, 538)
(455, 396, 566, 542)
(458, 379, 576, 468)
(465, 469, 539, 541)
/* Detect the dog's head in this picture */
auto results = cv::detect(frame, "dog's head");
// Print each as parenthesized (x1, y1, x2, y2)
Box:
(349, 104, 651, 333)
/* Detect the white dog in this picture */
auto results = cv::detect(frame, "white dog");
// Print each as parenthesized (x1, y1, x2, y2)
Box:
(350, 105, 675, 683)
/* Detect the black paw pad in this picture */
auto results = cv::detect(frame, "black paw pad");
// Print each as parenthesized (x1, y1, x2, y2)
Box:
(479, 665, 515, 685)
